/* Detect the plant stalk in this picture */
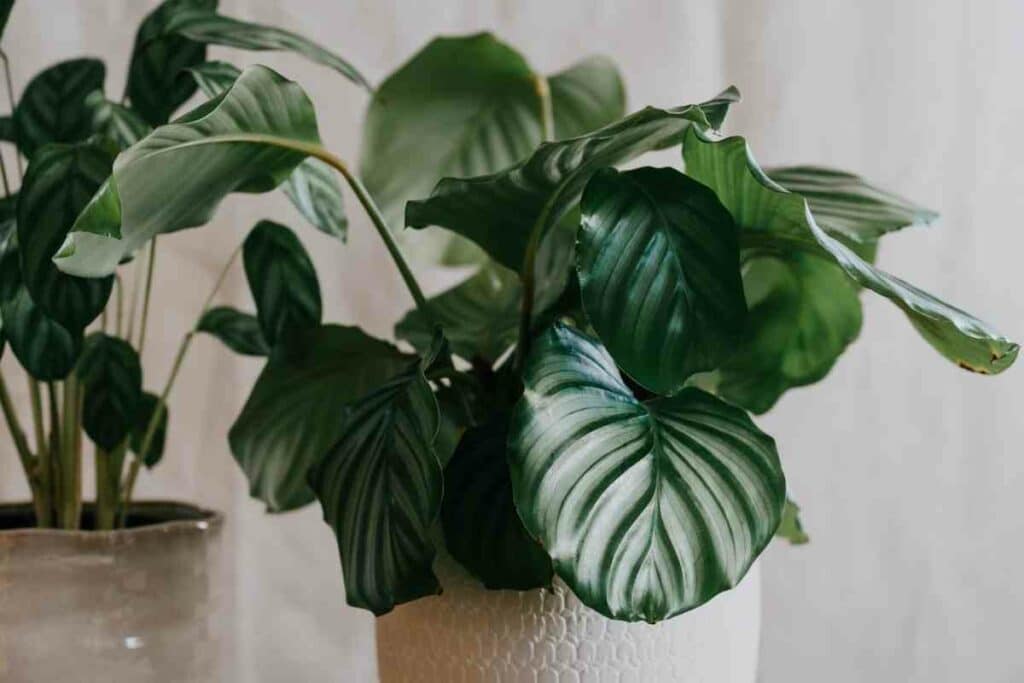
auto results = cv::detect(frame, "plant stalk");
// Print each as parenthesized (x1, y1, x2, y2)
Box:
(28, 379, 55, 526)
(136, 238, 158, 353)
(57, 378, 80, 529)
(0, 373, 46, 523)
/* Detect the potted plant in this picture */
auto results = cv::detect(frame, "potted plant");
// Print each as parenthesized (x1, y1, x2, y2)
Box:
(4, 1, 1018, 682)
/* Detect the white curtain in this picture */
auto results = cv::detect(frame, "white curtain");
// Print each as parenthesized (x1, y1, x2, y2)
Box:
(2, 1, 1022, 681)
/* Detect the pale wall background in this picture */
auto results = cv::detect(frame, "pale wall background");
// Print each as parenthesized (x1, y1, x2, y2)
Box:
(2, 1, 1022, 681)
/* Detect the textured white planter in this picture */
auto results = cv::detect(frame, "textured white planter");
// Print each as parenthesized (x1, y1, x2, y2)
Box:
(376, 553, 761, 682)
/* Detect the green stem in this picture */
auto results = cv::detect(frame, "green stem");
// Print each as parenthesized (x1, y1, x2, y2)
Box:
(114, 272, 125, 338)
(94, 444, 122, 531)
(120, 242, 243, 526)
(0, 373, 45, 522)
(136, 238, 157, 353)
(58, 378, 80, 529)
(28, 379, 54, 525)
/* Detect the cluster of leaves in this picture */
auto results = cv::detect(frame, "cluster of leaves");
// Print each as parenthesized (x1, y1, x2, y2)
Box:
(7, 0, 1017, 624)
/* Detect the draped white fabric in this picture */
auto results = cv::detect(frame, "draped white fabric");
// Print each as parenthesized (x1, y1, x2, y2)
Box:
(2, 1, 1022, 681)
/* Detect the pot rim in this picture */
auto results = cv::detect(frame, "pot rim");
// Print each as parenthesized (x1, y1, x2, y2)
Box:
(0, 500, 223, 541)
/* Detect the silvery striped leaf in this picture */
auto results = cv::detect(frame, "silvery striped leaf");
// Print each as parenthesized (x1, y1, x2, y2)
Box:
(684, 128, 1018, 375)
(509, 324, 785, 622)
(577, 166, 746, 395)
(13, 58, 105, 158)
(768, 165, 937, 243)
(309, 343, 443, 615)
(85, 92, 151, 149)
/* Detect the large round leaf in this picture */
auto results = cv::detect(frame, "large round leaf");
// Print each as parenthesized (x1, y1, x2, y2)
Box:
(243, 220, 321, 346)
(76, 333, 143, 450)
(509, 324, 785, 622)
(683, 128, 1018, 375)
(17, 140, 115, 330)
(710, 254, 863, 413)
(577, 166, 746, 395)
(13, 58, 106, 158)
(308, 354, 443, 615)
(56, 65, 322, 278)
(442, 417, 553, 590)
(229, 325, 411, 512)
(125, 0, 217, 126)
(1, 286, 82, 381)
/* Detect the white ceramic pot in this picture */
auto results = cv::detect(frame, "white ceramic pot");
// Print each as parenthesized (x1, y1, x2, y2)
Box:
(0, 501, 233, 682)
(376, 552, 761, 682)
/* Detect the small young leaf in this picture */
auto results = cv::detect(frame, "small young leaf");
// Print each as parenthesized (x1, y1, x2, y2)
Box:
(0, 286, 82, 381)
(13, 58, 106, 158)
(197, 306, 269, 356)
(683, 128, 1018, 375)
(243, 221, 321, 346)
(395, 262, 520, 363)
(17, 140, 116, 330)
(229, 325, 411, 512)
(56, 66, 322, 278)
(549, 55, 627, 140)
(442, 416, 553, 590)
(406, 87, 739, 271)
(308, 353, 443, 615)
(125, 0, 217, 126)
(76, 333, 143, 450)
(577, 167, 746, 395)
(776, 499, 810, 545)
(161, 9, 371, 92)
(85, 92, 152, 149)
(509, 324, 786, 622)
(131, 392, 168, 468)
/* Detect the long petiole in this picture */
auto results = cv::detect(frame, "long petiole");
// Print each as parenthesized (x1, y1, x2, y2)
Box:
(135, 238, 158, 353)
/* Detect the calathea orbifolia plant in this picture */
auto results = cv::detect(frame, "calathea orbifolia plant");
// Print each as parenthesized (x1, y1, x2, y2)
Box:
(49, 8, 1018, 623)
(0, 0, 363, 529)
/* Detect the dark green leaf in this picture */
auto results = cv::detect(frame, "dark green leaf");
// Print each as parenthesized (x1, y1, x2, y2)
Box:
(1, 286, 82, 380)
(131, 392, 168, 468)
(406, 87, 739, 271)
(776, 499, 809, 545)
(767, 165, 937, 243)
(76, 333, 143, 450)
(229, 325, 411, 512)
(185, 61, 347, 239)
(162, 9, 371, 91)
(707, 254, 863, 413)
(509, 324, 785, 622)
(577, 167, 746, 395)
(308, 351, 442, 615)
(683, 128, 1018, 375)
(56, 65, 322, 278)
(17, 140, 115, 330)
(0, 116, 13, 141)
(0, 1, 13, 41)
(396, 262, 519, 363)
(442, 416, 553, 590)
(549, 55, 626, 140)
(13, 58, 105, 158)
(243, 220, 321, 346)
(0, 194, 17, 303)
(197, 305, 269, 356)
(125, 0, 218, 126)
(85, 92, 151, 149)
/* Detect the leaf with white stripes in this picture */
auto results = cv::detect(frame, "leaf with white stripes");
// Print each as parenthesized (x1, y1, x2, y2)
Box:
(683, 128, 1018, 375)
(187, 61, 347, 239)
(406, 87, 738, 271)
(56, 65, 320, 278)
(577, 166, 746, 395)
(13, 58, 106, 158)
(767, 165, 937, 244)
(309, 341, 443, 615)
(509, 324, 785, 622)
(162, 9, 372, 92)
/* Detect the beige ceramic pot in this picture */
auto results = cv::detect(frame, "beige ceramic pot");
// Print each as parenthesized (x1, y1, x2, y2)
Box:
(376, 551, 761, 683)
(0, 501, 232, 682)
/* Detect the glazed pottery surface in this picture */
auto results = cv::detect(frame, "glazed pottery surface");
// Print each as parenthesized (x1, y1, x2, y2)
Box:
(0, 501, 232, 682)
(376, 551, 761, 683)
